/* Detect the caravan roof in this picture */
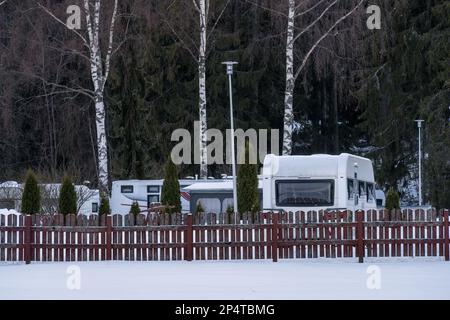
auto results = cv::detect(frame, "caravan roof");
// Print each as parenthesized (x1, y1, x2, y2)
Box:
(184, 180, 263, 193)
(262, 153, 375, 182)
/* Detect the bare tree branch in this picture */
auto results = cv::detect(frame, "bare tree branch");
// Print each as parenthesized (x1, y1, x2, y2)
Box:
(291, 0, 338, 44)
(111, 14, 131, 56)
(207, 0, 231, 41)
(12, 71, 95, 100)
(162, 18, 198, 60)
(294, 0, 328, 17)
(243, 0, 286, 17)
(316, 44, 361, 66)
(45, 43, 91, 63)
(192, 0, 201, 13)
(36, 1, 89, 49)
(166, 0, 178, 10)
(293, 0, 364, 81)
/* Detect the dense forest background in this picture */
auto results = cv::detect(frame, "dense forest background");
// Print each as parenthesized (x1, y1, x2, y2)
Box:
(0, 0, 448, 207)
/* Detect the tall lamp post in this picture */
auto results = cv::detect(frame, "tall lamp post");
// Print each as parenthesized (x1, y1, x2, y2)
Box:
(415, 120, 424, 206)
(222, 61, 238, 219)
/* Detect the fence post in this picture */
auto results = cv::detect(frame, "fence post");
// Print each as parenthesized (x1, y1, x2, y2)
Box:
(272, 213, 278, 262)
(106, 215, 112, 261)
(356, 210, 364, 263)
(444, 209, 449, 262)
(24, 215, 31, 265)
(185, 214, 193, 261)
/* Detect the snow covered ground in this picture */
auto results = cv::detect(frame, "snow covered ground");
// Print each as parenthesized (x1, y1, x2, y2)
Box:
(1, 258, 449, 300)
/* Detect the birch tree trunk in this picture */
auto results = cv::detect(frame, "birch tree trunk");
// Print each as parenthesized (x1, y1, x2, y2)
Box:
(197, 0, 208, 178)
(282, 0, 296, 155)
(83, 0, 118, 194)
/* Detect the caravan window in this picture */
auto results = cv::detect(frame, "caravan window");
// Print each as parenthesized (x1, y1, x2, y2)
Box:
(147, 185, 160, 193)
(275, 180, 334, 207)
(197, 198, 221, 213)
(222, 198, 234, 213)
(121, 185, 133, 193)
(358, 181, 366, 196)
(347, 179, 354, 199)
(366, 183, 375, 201)
(147, 194, 159, 206)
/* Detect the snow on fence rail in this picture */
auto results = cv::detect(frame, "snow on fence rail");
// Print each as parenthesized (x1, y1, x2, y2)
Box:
(0, 209, 448, 263)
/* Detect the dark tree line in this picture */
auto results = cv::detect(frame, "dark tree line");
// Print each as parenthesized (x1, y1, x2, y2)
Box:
(0, 0, 448, 207)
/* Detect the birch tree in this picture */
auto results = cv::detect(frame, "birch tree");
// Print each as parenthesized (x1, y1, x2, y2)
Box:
(283, 0, 296, 156)
(248, 0, 363, 155)
(162, 0, 230, 179)
(193, 0, 208, 178)
(38, 0, 119, 194)
(283, 0, 364, 155)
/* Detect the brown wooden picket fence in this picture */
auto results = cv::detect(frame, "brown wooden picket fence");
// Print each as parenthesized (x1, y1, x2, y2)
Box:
(0, 209, 448, 263)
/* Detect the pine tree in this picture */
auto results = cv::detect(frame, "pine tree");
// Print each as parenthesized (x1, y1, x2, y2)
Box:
(237, 141, 259, 214)
(385, 187, 400, 210)
(58, 176, 77, 215)
(21, 170, 41, 215)
(99, 193, 111, 216)
(129, 201, 141, 217)
(161, 158, 181, 214)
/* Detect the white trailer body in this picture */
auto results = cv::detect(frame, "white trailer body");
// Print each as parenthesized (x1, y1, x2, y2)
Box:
(110, 179, 223, 214)
(262, 153, 377, 212)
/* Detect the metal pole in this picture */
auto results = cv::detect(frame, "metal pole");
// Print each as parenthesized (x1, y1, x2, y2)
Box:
(415, 120, 424, 206)
(418, 124, 422, 206)
(222, 61, 238, 220)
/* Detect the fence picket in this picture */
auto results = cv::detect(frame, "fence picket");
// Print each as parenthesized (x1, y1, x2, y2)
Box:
(0, 214, 5, 262)
(420, 209, 426, 256)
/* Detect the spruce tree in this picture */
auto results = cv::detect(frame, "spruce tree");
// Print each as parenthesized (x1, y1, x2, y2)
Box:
(21, 170, 41, 215)
(196, 201, 205, 215)
(161, 158, 181, 213)
(129, 201, 141, 217)
(99, 193, 111, 215)
(59, 176, 77, 215)
(237, 141, 259, 214)
(385, 187, 400, 210)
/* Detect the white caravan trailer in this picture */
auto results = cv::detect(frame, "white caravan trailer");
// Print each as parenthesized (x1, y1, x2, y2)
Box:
(110, 179, 227, 214)
(40, 184, 100, 215)
(262, 153, 377, 212)
(0, 181, 22, 211)
(0, 182, 99, 215)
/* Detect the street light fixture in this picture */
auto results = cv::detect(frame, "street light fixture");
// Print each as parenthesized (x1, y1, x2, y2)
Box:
(222, 61, 238, 221)
(415, 119, 424, 206)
